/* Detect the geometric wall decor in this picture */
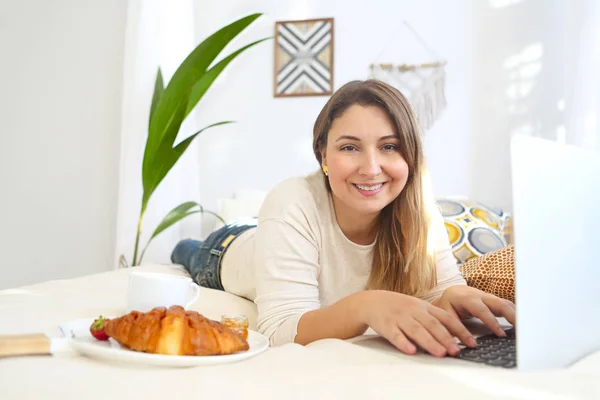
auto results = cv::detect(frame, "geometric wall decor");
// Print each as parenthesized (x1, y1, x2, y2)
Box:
(274, 18, 334, 97)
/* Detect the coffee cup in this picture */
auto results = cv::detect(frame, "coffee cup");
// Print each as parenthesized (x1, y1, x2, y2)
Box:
(127, 271, 200, 312)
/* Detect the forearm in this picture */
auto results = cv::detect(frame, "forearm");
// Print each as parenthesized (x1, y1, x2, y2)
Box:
(421, 274, 467, 304)
(294, 291, 369, 345)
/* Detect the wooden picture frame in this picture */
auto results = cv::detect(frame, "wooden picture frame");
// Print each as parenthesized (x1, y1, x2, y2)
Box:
(273, 17, 334, 98)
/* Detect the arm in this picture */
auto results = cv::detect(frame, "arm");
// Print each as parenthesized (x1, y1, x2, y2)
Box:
(253, 216, 369, 346)
(253, 183, 475, 352)
(300, 289, 476, 355)
(424, 205, 516, 333)
(295, 292, 368, 345)
(420, 204, 467, 304)
(295, 201, 467, 344)
(253, 216, 323, 346)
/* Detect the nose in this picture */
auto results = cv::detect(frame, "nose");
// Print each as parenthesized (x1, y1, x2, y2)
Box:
(358, 150, 382, 177)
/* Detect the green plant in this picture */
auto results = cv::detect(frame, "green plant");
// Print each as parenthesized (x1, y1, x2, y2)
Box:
(130, 13, 269, 267)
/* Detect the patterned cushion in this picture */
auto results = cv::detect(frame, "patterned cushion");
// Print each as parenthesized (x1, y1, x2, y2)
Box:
(436, 198, 510, 264)
(459, 245, 515, 303)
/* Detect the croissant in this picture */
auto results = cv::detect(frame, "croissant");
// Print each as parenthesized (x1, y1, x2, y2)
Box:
(105, 305, 249, 356)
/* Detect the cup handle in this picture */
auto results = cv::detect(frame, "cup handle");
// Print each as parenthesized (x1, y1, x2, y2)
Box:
(186, 282, 201, 309)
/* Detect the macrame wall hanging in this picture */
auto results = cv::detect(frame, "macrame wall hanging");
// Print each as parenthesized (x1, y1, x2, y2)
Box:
(369, 21, 447, 133)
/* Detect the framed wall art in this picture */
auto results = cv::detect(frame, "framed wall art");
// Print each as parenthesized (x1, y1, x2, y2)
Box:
(273, 17, 334, 98)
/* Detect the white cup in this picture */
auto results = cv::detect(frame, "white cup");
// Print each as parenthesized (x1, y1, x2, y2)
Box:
(127, 271, 200, 312)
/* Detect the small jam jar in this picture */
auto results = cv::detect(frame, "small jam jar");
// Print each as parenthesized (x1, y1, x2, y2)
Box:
(221, 314, 249, 341)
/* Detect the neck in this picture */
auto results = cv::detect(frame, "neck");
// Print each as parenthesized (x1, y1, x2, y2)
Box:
(331, 195, 380, 245)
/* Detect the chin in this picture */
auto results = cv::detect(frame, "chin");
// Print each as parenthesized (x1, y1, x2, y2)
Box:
(351, 199, 391, 216)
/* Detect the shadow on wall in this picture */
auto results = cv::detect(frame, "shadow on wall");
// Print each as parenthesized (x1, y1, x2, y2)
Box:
(469, 0, 597, 212)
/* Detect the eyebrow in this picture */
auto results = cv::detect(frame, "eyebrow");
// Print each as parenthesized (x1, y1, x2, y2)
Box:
(335, 134, 398, 142)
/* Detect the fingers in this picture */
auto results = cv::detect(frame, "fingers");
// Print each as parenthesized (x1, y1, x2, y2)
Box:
(441, 302, 462, 322)
(483, 296, 517, 326)
(464, 300, 507, 337)
(429, 306, 477, 348)
(399, 319, 448, 358)
(414, 313, 463, 356)
(385, 326, 417, 356)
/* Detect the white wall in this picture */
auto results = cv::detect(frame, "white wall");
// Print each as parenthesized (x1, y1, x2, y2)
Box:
(3, 0, 594, 282)
(471, 0, 600, 212)
(186, 0, 598, 237)
(0, 0, 127, 289)
(191, 0, 474, 236)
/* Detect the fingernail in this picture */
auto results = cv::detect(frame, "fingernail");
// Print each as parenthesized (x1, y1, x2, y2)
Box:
(468, 337, 477, 347)
(452, 344, 461, 353)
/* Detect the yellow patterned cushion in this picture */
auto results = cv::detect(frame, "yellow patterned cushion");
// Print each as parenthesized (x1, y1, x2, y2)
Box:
(436, 199, 510, 264)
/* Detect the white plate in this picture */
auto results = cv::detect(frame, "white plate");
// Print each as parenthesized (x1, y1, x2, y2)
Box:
(59, 317, 269, 368)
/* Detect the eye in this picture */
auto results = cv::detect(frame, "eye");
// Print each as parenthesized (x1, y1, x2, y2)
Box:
(382, 144, 398, 151)
(340, 144, 358, 151)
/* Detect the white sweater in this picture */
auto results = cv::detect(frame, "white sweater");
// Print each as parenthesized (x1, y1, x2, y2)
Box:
(220, 170, 466, 346)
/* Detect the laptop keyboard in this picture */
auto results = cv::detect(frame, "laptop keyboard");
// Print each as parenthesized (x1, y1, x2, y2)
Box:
(455, 328, 517, 368)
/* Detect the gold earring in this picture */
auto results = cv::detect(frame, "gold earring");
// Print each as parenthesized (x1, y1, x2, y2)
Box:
(323, 166, 328, 176)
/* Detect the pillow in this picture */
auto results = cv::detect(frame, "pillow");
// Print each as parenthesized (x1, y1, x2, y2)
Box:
(436, 198, 510, 264)
(214, 190, 268, 231)
(459, 245, 515, 303)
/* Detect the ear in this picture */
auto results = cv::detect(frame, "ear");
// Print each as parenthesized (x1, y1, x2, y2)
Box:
(320, 148, 327, 168)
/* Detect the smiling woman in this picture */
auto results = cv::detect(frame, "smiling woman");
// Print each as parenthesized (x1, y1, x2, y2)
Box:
(171, 79, 516, 358)
(321, 105, 410, 244)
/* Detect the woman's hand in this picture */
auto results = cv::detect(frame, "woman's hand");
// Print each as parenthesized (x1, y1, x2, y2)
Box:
(432, 285, 516, 337)
(358, 290, 478, 358)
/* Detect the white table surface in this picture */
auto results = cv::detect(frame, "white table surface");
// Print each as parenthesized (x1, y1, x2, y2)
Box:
(0, 264, 599, 400)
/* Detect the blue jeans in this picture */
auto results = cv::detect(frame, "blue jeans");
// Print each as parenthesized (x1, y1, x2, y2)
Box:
(171, 219, 257, 290)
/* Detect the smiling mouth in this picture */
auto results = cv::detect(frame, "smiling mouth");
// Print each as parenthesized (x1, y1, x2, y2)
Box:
(354, 183, 384, 191)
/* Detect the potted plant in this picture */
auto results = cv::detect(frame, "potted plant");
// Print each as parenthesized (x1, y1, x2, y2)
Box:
(127, 13, 269, 267)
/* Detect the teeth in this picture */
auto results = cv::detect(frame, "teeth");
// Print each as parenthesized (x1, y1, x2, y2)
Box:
(356, 183, 382, 191)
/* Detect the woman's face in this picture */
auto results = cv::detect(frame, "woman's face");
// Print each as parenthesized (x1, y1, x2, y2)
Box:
(322, 104, 409, 220)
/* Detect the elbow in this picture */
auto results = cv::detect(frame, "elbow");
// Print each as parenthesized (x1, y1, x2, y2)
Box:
(257, 311, 307, 347)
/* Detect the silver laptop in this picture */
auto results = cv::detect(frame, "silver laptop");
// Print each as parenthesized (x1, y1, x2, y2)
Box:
(510, 135, 600, 370)
(455, 135, 600, 371)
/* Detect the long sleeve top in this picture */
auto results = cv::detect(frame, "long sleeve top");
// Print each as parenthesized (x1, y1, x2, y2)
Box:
(220, 170, 466, 346)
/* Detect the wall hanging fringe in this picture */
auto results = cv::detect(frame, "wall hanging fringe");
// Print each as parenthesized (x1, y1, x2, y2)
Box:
(368, 21, 447, 133)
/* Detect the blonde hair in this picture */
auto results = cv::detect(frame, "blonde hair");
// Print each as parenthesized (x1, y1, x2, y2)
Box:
(312, 80, 436, 296)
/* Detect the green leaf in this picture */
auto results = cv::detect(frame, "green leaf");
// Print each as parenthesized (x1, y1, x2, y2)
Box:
(143, 37, 269, 201)
(140, 13, 264, 211)
(200, 210, 227, 226)
(132, 13, 270, 266)
(141, 101, 187, 207)
(137, 201, 226, 265)
(149, 68, 164, 129)
(141, 121, 234, 207)
(143, 13, 262, 185)
(185, 37, 271, 116)
(148, 201, 203, 241)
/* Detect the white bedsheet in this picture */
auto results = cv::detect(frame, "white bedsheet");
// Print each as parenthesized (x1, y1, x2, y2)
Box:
(0, 264, 598, 399)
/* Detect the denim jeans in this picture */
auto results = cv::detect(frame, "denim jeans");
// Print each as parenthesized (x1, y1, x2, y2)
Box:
(170, 219, 257, 290)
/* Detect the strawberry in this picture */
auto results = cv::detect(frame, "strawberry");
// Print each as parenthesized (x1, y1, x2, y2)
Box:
(90, 316, 110, 341)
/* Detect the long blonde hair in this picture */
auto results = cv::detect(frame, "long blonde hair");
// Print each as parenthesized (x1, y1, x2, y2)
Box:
(312, 80, 436, 296)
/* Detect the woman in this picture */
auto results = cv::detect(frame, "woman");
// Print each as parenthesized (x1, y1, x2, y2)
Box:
(172, 80, 515, 358)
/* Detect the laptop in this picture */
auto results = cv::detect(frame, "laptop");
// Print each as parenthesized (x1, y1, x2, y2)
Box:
(456, 135, 600, 371)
